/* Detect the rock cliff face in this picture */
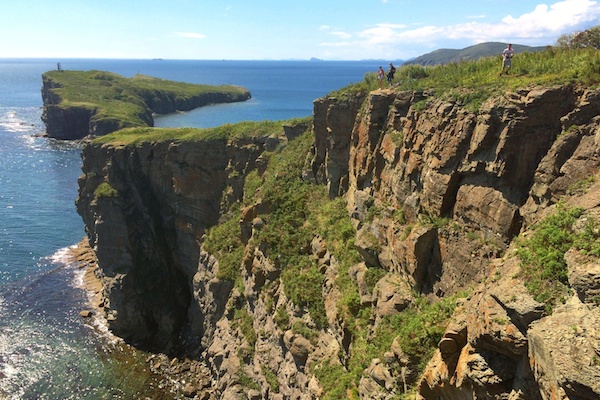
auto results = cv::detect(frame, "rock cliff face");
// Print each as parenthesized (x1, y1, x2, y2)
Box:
(76, 85, 600, 399)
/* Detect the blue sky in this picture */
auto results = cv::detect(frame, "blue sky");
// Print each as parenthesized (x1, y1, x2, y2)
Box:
(2, 0, 600, 60)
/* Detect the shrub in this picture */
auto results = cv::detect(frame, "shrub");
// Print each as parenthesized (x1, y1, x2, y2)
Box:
(94, 182, 118, 198)
(314, 292, 466, 399)
(574, 218, 600, 257)
(556, 25, 600, 50)
(517, 206, 584, 309)
(232, 308, 257, 350)
(203, 206, 244, 282)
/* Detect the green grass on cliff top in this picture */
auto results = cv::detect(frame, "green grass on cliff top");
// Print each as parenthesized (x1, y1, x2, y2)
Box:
(336, 47, 600, 104)
(43, 70, 249, 128)
(92, 119, 288, 146)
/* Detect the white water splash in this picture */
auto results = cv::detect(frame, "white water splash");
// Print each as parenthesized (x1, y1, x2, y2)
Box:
(0, 109, 33, 133)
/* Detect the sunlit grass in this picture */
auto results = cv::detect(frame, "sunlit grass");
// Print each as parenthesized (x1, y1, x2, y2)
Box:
(334, 47, 600, 110)
(92, 120, 286, 146)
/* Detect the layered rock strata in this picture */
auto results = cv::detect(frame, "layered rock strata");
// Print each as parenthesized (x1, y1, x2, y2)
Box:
(76, 85, 600, 399)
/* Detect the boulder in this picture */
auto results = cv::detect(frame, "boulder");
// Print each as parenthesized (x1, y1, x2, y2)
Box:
(528, 297, 600, 399)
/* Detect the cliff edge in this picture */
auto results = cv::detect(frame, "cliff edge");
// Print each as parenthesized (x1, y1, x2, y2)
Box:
(75, 64, 600, 398)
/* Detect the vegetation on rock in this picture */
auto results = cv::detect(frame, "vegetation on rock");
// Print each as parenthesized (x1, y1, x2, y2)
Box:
(93, 182, 119, 198)
(92, 120, 282, 146)
(517, 205, 600, 311)
(201, 123, 466, 397)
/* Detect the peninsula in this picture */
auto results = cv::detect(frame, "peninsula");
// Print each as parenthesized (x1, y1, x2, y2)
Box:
(41, 70, 251, 139)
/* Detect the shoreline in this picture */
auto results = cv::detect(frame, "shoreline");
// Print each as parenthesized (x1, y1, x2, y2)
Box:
(66, 237, 215, 399)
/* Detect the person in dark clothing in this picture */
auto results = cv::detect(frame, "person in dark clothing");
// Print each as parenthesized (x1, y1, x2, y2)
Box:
(387, 63, 396, 84)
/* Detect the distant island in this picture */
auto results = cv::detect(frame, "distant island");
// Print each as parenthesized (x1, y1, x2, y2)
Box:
(41, 70, 251, 140)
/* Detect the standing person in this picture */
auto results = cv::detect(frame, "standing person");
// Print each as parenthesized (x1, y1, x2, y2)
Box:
(377, 66, 385, 88)
(500, 44, 514, 76)
(387, 62, 396, 84)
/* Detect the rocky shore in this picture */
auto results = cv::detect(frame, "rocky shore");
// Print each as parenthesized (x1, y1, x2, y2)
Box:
(68, 238, 216, 399)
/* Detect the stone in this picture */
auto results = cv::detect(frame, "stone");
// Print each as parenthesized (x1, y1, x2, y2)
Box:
(182, 383, 197, 397)
(566, 248, 600, 304)
(373, 273, 412, 321)
(528, 297, 600, 399)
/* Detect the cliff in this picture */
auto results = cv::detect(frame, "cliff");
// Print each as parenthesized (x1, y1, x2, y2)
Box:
(41, 70, 251, 140)
(76, 81, 600, 399)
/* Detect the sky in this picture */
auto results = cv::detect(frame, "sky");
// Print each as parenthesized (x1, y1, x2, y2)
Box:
(2, 0, 600, 61)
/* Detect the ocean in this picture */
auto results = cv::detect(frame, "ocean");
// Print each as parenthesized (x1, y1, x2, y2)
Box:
(0, 58, 375, 399)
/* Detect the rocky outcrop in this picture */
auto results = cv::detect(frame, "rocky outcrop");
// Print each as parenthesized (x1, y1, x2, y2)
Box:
(41, 72, 251, 139)
(76, 134, 272, 351)
(76, 84, 600, 399)
(313, 86, 599, 399)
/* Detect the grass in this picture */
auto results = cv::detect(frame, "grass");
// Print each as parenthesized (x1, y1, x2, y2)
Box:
(249, 131, 333, 328)
(203, 207, 245, 282)
(333, 47, 600, 111)
(43, 70, 249, 132)
(93, 120, 286, 146)
(515, 205, 600, 311)
(313, 293, 466, 400)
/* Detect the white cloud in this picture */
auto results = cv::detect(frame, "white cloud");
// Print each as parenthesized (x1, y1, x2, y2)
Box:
(501, 0, 600, 35)
(357, 23, 408, 44)
(172, 32, 207, 39)
(331, 31, 352, 39)
(320, 24, 352, 39)
(320, 0, 600, 58)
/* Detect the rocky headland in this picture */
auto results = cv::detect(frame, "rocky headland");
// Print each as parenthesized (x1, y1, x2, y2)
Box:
(72, 59, 600, 398)
(41, 70, 251, 140)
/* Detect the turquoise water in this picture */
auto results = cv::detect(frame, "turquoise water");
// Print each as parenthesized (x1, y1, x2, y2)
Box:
(0, 58, 375, 398)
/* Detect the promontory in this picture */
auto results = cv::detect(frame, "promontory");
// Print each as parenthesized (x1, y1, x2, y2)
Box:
(41, 70, 251, 139)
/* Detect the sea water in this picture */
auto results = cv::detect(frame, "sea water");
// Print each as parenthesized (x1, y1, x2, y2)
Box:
(0, 58, 377, 398)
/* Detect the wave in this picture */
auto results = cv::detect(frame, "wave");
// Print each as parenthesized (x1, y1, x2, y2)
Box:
(54, 244, 124, 346)
(0, 244, 124, 399)
(0, 108, 38, 133)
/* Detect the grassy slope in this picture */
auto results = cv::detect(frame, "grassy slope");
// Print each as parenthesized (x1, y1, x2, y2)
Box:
(337, 47, 600, 111)
(43, 70, 250, 129)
